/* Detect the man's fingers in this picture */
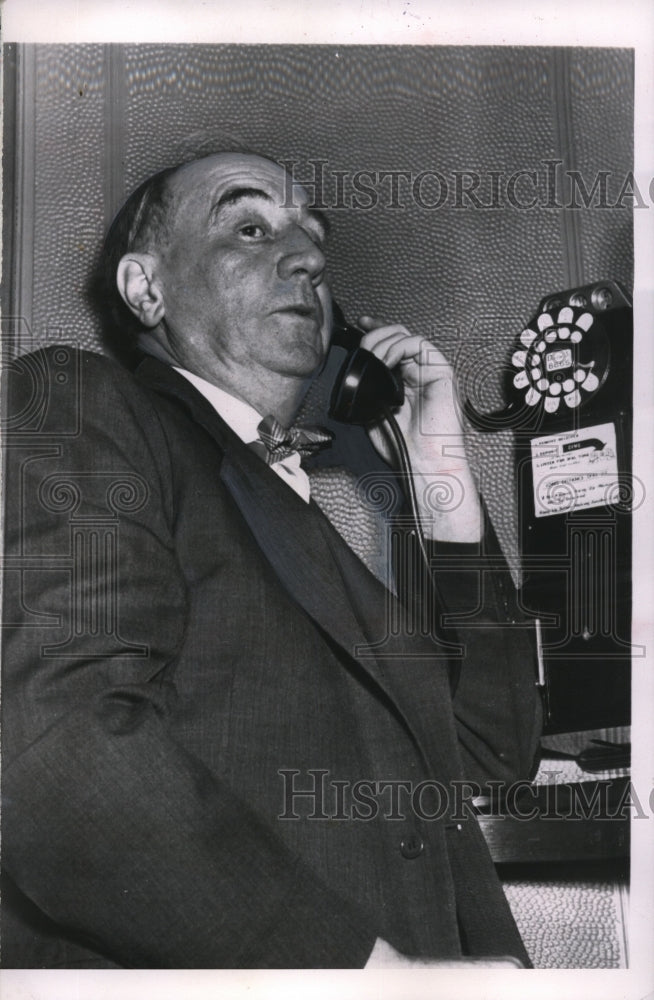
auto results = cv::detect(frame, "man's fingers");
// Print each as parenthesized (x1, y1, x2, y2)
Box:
(359, 326, 432, 367)
(356, 314, 387, 331)
(356, 320, 452, 377)
(357, 322, 410, 347)
(375, 334, 426, 369)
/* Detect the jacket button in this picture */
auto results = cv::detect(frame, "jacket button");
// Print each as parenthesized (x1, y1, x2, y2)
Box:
(400, 832, 424, 859)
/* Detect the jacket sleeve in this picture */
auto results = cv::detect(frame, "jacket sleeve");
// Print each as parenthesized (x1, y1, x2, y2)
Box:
(2, 350, 377, 969)
(395, 510, 543, 787)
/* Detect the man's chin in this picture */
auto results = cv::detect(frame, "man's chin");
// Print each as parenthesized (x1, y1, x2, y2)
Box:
(273, 338, 327, 379)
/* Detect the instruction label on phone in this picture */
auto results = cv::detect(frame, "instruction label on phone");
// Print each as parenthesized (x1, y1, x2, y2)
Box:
(531, 421, 619, 518)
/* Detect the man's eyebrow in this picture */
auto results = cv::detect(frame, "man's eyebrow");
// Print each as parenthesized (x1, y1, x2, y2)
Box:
(212, 187, 274, 212)
(212, 186, 329, 239)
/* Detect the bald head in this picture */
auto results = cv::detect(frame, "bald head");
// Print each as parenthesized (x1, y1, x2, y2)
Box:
(93, 152, 328, 360)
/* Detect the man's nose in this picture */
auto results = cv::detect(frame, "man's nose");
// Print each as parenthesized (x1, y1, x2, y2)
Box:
(277, 228, 326, 286)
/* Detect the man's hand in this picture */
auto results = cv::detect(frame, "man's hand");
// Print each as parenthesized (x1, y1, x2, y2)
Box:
(357, 316, 482, 543)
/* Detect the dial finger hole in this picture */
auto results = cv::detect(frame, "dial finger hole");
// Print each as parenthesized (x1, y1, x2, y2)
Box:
(564, 389, 582, 408)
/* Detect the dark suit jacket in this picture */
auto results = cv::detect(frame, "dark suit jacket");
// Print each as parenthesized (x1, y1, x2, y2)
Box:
(2, 347, 541, 968)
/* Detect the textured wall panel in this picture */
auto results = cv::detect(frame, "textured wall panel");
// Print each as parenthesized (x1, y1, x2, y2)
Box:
(568, 48, 634, 288)
(121, 46, 567, 334)
(32, 46, 107, 351)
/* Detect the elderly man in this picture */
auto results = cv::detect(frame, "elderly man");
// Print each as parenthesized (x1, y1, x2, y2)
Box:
(2, 152, 541, 968)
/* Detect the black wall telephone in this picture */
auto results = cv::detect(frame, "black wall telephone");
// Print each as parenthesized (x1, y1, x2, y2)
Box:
(328, 302, 404, 424)
(466, 280, 633, 732)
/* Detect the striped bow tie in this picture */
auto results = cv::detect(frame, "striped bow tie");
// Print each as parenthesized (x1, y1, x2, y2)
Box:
(255, 414, 334, 465)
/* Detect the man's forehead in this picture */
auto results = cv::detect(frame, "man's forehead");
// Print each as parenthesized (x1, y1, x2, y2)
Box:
(170, 153, 310, 208)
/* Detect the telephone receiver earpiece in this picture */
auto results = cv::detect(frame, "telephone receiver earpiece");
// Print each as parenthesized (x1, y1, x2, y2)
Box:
(328, 302, 405, 424)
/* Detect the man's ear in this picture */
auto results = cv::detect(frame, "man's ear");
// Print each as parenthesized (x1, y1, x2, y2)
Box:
(116, 253, 165, 328)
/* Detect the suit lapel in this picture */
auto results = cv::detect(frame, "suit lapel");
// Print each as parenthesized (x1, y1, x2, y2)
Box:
(135, 358, 384, 655)
(220, 452, 381, 663)
(135, 357, 461, 776)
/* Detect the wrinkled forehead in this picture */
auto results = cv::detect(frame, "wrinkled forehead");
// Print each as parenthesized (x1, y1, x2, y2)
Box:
(168, 153, 311, 212)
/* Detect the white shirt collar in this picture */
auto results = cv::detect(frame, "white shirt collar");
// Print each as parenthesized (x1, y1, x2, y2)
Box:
(172, 367, 311, 503)
(172, 368, 263, 444)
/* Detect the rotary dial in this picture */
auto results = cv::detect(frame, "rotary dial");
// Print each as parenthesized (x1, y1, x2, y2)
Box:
(511, 305, 601, 414)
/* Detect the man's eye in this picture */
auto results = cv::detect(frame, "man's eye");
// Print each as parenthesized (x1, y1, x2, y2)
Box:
(238, 224, 266, 239)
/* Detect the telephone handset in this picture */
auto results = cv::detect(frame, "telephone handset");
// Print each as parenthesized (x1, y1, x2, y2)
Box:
(328, 302, 404, 424)
(327, 302, 460, 655)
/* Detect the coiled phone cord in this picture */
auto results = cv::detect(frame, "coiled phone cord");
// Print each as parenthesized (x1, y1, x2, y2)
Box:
(380, 404, 431, 573)
(381, 404, 462, 655)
